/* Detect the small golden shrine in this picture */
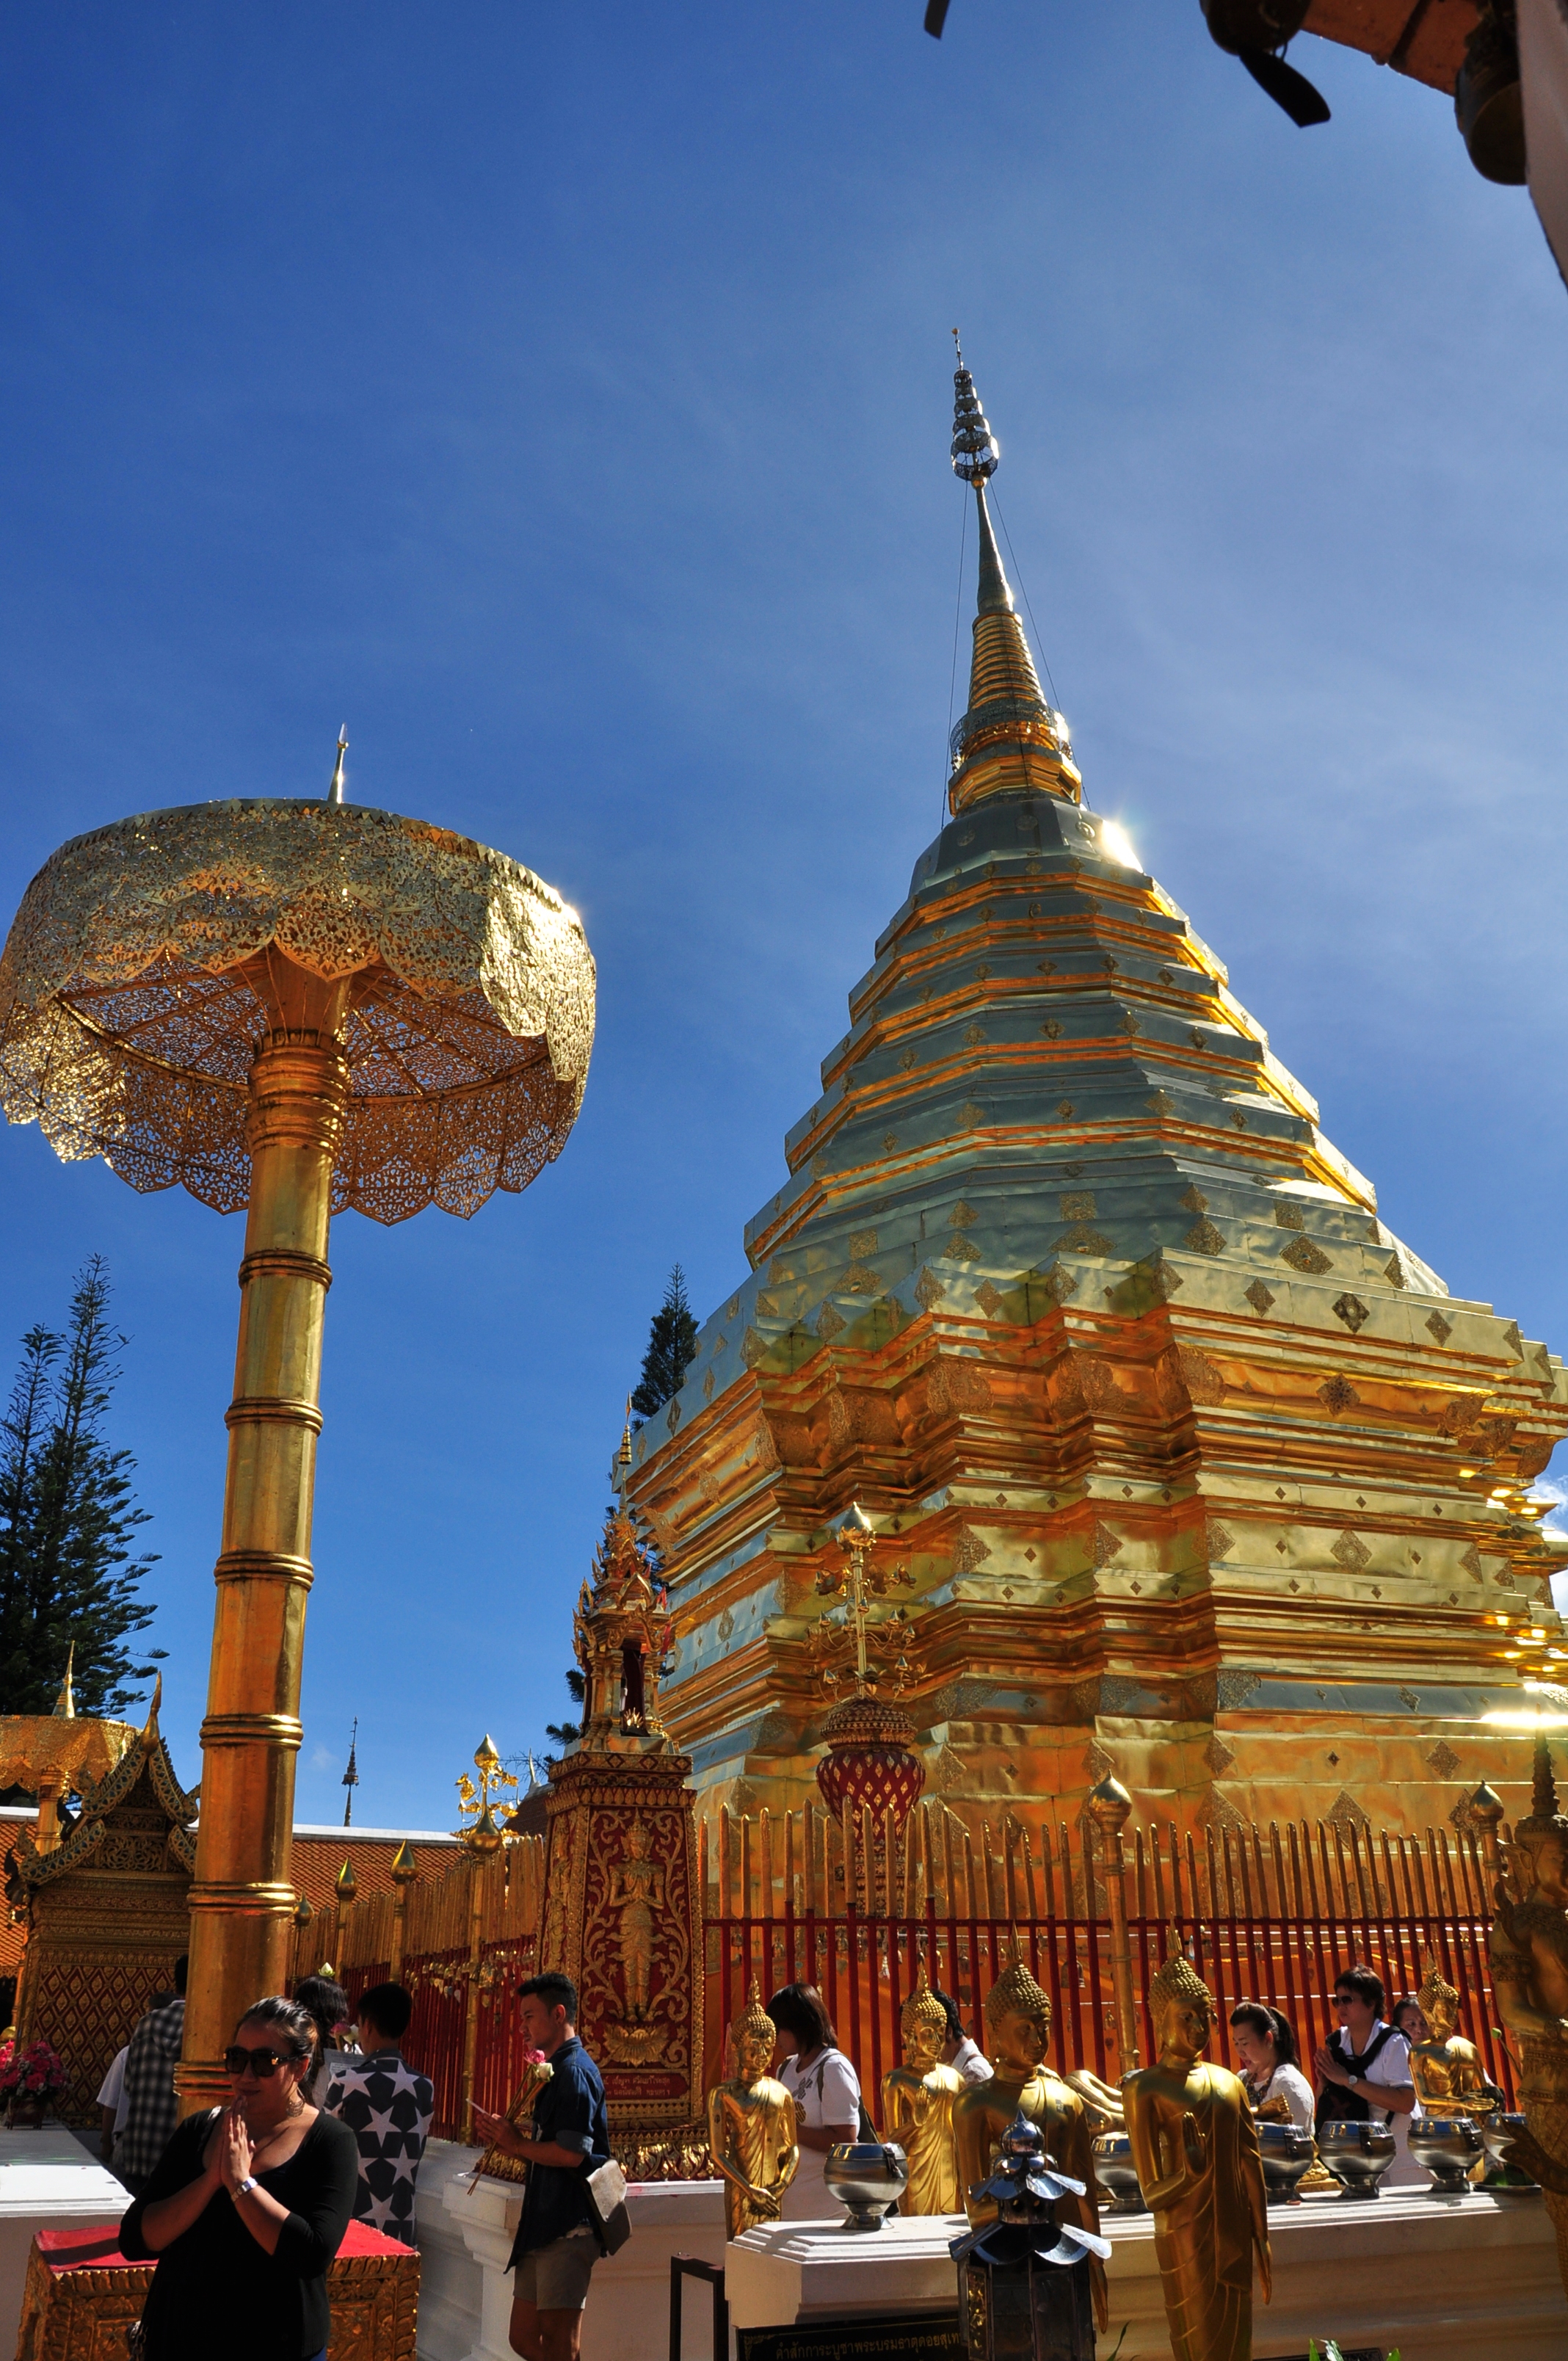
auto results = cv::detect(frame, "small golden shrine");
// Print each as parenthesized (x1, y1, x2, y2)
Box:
(7, 1680, 195, 2124)
(540, 1506, 705, 2175)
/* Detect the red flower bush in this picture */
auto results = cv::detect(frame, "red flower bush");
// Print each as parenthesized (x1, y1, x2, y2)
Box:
(0, 2036, 68, 2100)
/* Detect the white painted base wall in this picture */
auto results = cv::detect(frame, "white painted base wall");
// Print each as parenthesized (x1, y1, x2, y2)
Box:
(414, 2147, 1563, 2360)
(728, 2186, 1564, 2360)
(413, 2144, 727, 2361)
(0, 2124, 128, 2357)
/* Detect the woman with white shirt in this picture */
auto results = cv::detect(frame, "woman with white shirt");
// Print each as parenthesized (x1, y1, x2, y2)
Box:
(766, 1983, 863, 2222)
(1228, 2002, 1315, 2133)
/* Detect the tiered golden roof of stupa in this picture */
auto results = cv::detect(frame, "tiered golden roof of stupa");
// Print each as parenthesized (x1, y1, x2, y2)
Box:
(622, 364, 1568, 1836)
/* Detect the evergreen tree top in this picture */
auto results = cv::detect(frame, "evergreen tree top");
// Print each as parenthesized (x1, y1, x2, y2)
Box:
(630, 1263, 699, 1421)
(0, 1258, 163, 1721)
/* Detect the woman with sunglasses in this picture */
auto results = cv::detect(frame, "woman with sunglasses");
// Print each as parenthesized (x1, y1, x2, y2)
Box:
(120, 1995, 360, 2360)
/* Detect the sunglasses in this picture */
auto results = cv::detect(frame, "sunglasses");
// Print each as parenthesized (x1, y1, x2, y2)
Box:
(1333, 1996, 1355, 2009)
(223, 2045, 296, 2078)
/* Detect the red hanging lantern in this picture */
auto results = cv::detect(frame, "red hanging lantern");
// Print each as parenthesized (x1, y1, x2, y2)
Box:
(816, 1694, 926, 1825)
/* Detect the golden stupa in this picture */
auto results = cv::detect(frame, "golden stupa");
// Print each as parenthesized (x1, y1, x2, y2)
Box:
(623, 361, 1567, 1840)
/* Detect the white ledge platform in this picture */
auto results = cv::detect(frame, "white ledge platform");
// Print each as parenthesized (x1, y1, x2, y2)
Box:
(423, 2147, 725, 2361)
(0, 2125, 129, 2356)
(727, 2187, 1562, 2360)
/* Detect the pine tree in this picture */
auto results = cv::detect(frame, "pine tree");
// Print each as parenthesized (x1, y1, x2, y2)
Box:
(630, 1264, 699, 1419)
(545, 1667, 585, 1749)
(0, 1258, 163, 1719)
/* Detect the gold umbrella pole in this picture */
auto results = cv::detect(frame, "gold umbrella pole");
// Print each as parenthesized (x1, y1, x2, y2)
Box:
(0, 794, 596, 2114)
(181, 975, 347, 2111)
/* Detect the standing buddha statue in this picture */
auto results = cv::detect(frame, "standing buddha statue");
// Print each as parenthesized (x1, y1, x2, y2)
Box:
(706, 1979, 800, 2239)
(880, 1965, 967, 2215)
(1408, 1954, 1499, 2122)
(1489, 1739, 1568, 2292)
(952, 1951, 1106, 2332)
(1122, 1931, 1271, 2361)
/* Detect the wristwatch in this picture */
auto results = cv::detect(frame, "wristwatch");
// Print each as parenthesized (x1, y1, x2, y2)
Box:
(236, 2176, 259, 2199)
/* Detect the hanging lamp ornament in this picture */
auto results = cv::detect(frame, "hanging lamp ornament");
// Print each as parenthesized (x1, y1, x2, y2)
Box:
(813, 1504, 926, 1826)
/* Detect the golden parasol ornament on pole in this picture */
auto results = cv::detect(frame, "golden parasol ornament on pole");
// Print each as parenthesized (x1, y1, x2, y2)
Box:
(0, 779, 595, 2111)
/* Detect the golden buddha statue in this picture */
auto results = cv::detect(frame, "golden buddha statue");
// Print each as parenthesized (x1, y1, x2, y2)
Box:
(880, 1966, 968, 2214)
(952, 1952, 1106, 2332)
(1409, 1954, 1498, 2122)
(1123, 1932, 1270, 2361)
(1489, 1741, 1568, 2293)
(706, 1979, 800, 2239)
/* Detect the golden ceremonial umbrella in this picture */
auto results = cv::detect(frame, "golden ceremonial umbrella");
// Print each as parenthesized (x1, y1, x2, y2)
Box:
(0, 782, 595, 2108)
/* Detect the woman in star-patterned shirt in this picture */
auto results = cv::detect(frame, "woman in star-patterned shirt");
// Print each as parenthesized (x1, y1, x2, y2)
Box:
(321, 1984, 435, 2242)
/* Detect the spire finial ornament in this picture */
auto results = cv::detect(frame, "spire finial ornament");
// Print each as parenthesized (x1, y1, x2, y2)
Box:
(1525, 1735, 1567, 1832)
(328, 727, 348, 805)
(945, 347, 1080, 813)
(341, 1717, 360, 1828)
(52, 1642, 76, 1720)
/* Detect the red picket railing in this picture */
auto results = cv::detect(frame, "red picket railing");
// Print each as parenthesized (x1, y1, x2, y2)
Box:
(703, 1799, 1517, 2117)
(293, 1797, 1517, 2139)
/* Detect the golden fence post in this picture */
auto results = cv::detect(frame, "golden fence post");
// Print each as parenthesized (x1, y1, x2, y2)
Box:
(1088, 1775, 1140, 2075)
(389, 1840, 418, 1984)
(1470, 1781, 1506, 1898)
(460, 1854, 486, 2146)
(333, 1857, 357, 1972)
(291, 1894, 313, 1986)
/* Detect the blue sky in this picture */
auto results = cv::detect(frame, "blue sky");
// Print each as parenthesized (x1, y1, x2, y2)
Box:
(1, 3, 1564, 1833)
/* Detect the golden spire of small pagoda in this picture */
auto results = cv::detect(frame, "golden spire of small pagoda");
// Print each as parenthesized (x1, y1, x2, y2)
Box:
(948, 335, 1081, 811)
(52, 1642, 75, 1719)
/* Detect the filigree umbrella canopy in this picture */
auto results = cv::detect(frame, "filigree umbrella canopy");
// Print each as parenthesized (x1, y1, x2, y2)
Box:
(0, 791, 596, 2113)
(0, 797, 595, 1221)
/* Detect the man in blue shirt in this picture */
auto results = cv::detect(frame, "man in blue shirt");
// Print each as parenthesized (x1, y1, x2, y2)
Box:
(473, 1973, 611, 2361)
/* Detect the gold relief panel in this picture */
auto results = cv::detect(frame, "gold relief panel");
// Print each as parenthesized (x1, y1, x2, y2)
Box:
(545, 1760, 702, 2129)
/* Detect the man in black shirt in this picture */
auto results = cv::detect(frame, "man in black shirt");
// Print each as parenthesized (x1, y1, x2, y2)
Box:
(473, 1972, 611, 2361)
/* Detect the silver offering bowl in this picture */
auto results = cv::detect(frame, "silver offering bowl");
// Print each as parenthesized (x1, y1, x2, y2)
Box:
(1408, 2115, 1484, 2194)
(823, 2141, 909, 2231)
(1317, 2120, 1396, 2198)
(1091, 2130, 1147, 2214)
(1480, 2112, 1539, 2189)
(1256, 2120, 1318, 2204)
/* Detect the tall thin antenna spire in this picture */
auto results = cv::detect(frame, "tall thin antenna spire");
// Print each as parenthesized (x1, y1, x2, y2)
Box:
(329, 727, 348, 805)
(341, 1717, 360, 1827)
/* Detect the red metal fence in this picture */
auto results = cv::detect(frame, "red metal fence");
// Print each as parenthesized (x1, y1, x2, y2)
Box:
(292, 1799, 1517, 2139)
(703, 1801, 1518, 2114)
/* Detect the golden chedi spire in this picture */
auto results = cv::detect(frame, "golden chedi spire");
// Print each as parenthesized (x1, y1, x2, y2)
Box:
(948, 336, 1081, 811)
